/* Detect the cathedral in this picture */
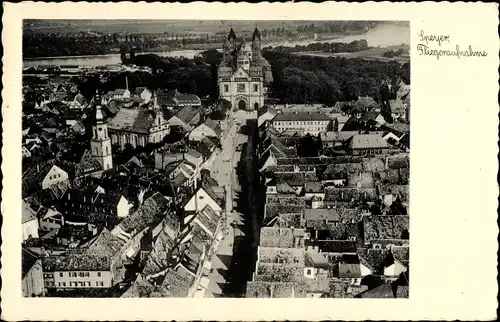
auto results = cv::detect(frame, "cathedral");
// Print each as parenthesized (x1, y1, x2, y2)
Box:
(218, 27, 273, 111)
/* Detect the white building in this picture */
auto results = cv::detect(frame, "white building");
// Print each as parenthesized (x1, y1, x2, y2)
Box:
(90, 91, 113, 171)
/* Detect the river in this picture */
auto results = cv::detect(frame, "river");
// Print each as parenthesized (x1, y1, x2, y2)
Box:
(23, 23, 409, 68)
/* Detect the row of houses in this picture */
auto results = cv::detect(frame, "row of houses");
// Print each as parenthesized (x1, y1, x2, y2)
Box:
(245, 119, 410, 298)
(22, 166, 228, 297)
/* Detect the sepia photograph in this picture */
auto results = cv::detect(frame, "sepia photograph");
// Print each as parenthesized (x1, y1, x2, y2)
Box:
(20, 19, 411, 299)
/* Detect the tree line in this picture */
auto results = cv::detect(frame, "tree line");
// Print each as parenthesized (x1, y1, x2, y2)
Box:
(262, 50, 410, 105)
(267, 39, 369, 54)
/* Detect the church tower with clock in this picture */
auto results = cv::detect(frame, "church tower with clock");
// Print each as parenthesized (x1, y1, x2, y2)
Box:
(91, 90, 113, 171)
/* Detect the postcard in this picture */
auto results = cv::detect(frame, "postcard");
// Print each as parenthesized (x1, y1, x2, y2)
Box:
(2, 2, 498, 321)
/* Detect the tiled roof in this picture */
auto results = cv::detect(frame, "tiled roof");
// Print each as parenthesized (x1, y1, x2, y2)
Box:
(44, 254, 111, 271)
(391, 246, 410, 265)
(141, 227, 178, 277)
(255, 263, 304, 283)
(22, 200, 38, 224)
(258, 247, 305, 265)
(324, 187, 378, 203)
(122, 265, 194, 298)
(246, 281, 295, 298)
(174, 105, 200, 124)
(202, 118, 222, 136)
(108, 108, 166, 134)
(356, 281, 395, 298)
(273, 111, 331, 122)
(304, 252, 330, 268)
(118, 192, 173, 234)
(377, 184, 409, 201)
(317, 240, 357, 253)
(259, 227, 305, 248)
(304, 208, 340, 224)
(85, 228, 126, 258)
(349, 134, 389, 150)
(358, 248, 392, 274)
(362, 216, 409, 242)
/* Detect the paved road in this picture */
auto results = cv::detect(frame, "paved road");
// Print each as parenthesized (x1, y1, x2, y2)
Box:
(203, 112, 251, 298)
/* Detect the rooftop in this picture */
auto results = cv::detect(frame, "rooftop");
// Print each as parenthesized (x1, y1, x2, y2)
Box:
(273, 111, 331, 122)
(362, 215, 409, 242)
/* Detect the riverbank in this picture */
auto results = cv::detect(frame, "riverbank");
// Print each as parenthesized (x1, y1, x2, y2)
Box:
(293, 44, 410, 62)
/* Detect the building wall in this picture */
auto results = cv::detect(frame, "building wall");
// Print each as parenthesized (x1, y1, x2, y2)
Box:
(22, 219, 39, 241)
(39, 214, 63, 232)
(117, 196, 133, 218)
(189, 124, 217, 141)
(22, 260, 44, 297)
(272, 120, 331, 136)
(41, 166, 69, 190)
(383, 261, 407, 277)
(220, 78, 264, 112)
(184, 189, 222, 213)
(360, 263, 373, 276)
(53, 270, 113, 288)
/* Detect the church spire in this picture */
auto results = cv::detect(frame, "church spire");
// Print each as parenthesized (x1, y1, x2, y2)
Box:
(228, 27, 236, 41)
(94, 89, 104, 124)
(252, 25, 261, 41)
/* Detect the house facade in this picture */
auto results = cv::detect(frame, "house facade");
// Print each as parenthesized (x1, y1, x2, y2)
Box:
(272, 111, 332, 136)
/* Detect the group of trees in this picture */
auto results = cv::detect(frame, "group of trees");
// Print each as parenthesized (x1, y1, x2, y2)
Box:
(76, 51, 221, 103)
(263, 50, 410, 104)
(382, 48, 406, 58)
(268, 39, 369, 54)
(296, 21, 381, 34)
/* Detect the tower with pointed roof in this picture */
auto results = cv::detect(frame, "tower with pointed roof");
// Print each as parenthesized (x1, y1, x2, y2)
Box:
(91, 90, 113, 171)
(217, 27, 273, 112)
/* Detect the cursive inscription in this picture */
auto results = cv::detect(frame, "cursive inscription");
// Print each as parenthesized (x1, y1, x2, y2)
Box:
(419, 30, 451, 47)
(416, 30, 488, 60)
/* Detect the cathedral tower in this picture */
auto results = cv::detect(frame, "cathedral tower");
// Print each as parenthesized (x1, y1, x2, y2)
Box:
(91, 90, 113, 171)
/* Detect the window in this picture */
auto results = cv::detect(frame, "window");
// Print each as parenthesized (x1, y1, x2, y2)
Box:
(59, 273, 63, 277)
(253, 84, 258, 92)
(79, 272, 85, 277)
(62, 282, 66, 287)
(237, 84, 245, 92)
(100, 281, 104, 286)
(306, 269, 312, 276)
(105, 147, 109, 155)
(96, 281, 99, 286)
(224, 84, 229, 92)
(97, 272, 101, 277)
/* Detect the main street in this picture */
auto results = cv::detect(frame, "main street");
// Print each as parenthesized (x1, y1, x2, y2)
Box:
(203, 111, 253, 298)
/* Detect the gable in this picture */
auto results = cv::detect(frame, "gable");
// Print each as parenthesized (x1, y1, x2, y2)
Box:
(43, 165, 66, 182)
(184, 188, 222, 212)
(232, 66, 250, 79)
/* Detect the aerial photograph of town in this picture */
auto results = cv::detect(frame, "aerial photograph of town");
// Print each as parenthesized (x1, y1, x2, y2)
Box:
(21, 19, 410, 298)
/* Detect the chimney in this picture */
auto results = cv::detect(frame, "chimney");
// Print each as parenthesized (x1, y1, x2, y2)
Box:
(385, 155, 389, 170)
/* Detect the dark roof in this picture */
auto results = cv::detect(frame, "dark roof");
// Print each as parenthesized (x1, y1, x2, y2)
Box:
(203, 118, 222, 136)
(118, 192, 174, 233)
(317, 240, 357, 253)
(273, 111, 331, 122)
(252, 27, 261, 40)
(22, 248, 40, 278)
(174, 105, 200, 125)
(362, 215, 409, 242)
(356, 282, 395, 298)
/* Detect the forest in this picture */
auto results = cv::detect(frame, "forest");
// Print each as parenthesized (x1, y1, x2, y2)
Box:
(72, 48, 409, 107)
(267, 39, 369, 54)
(262, 50, 410, 104)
